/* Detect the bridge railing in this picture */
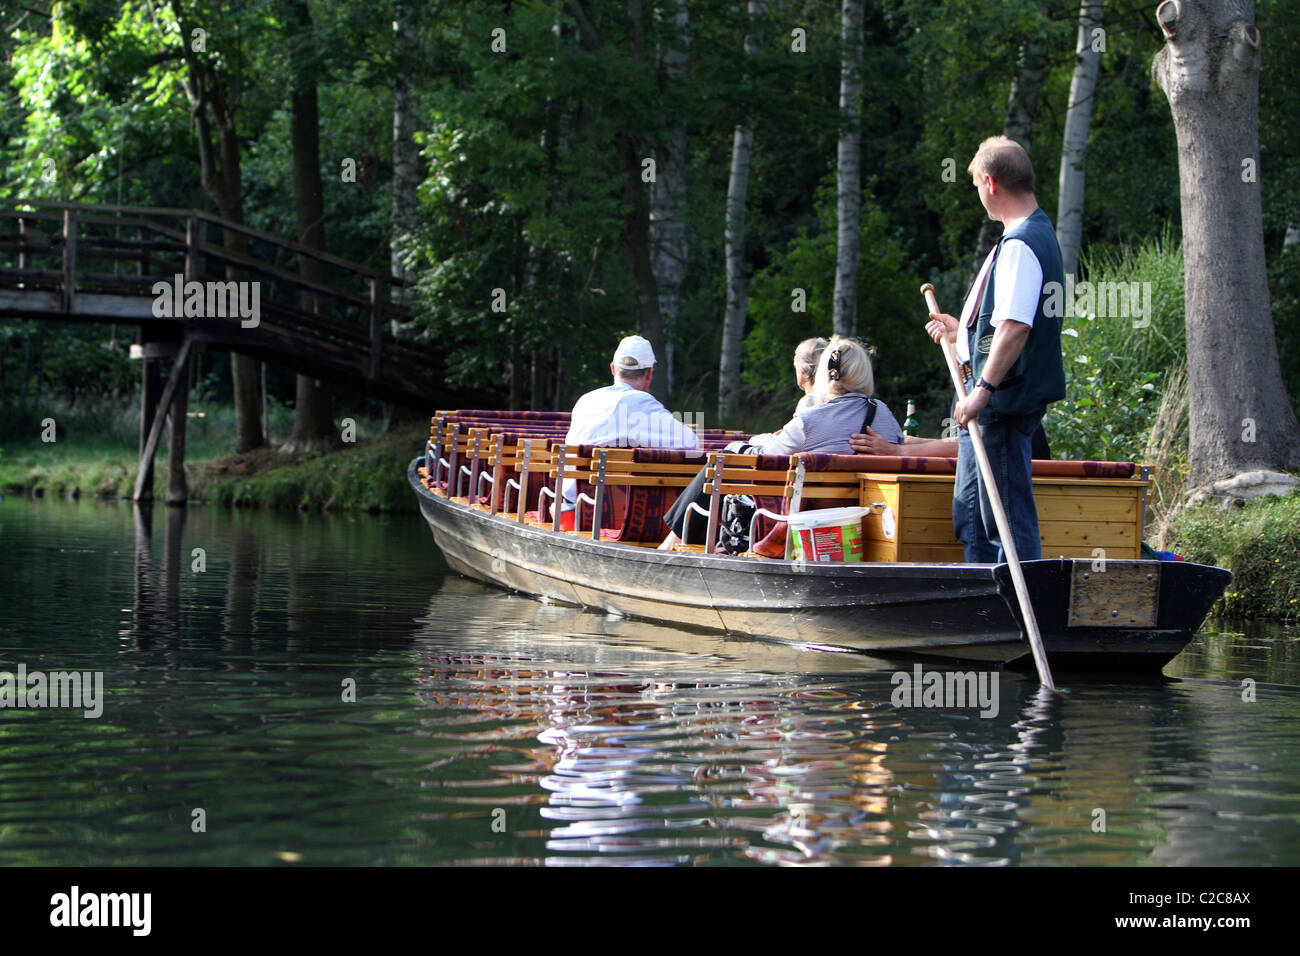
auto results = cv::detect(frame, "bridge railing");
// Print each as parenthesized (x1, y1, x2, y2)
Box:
(0, 199, 422, 381)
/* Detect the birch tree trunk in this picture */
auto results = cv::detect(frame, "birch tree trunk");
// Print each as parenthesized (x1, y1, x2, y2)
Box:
(651, 1, 689, 398)
(717, 0, 763, 424)
(391, 0, 419, 333)
(970, 31, 1048, 283)
(1154, 0, 1300, 487)
(1057, 0, 1105, 278)
(832, 0, 863, 338)
(282, 0, 337, 456)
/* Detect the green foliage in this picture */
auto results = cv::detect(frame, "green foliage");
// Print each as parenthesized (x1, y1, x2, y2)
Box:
(4, 1, 194, 203)
(1173, 493, 1300, 622)
(2, 0, 1297, 477)
(743, 175, 924, 413)
(406, 1, 665, 398)
(1271, 245, 1300, 415)
(1044, 229, 1186, 462)
(0, 322, 136, 413)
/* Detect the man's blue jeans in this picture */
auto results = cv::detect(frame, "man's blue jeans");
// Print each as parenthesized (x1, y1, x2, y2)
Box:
(953, 408, 1043, 564)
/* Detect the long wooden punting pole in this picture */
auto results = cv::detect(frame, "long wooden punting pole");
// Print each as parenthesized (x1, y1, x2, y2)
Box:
(921, 282, 1056, 690)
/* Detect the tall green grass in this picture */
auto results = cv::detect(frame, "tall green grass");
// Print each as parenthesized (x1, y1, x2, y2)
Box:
(1044, 227, 1186, 463)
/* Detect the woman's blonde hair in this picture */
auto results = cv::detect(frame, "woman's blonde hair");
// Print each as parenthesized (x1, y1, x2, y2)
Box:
(814, 335, 874, 399)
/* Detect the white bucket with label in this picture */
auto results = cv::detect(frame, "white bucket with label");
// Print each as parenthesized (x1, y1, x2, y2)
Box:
(785, 506, 871, 563)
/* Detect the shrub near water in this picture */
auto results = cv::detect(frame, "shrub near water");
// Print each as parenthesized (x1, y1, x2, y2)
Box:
(1044, 230, 1185, 463)
(1173, 495, 1300, 622)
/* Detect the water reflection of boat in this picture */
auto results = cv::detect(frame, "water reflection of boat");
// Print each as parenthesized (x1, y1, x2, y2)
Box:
(410, 458, 1230, 671)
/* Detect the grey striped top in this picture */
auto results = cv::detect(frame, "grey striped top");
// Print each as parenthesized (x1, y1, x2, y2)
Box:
(753, 393, 904, 457)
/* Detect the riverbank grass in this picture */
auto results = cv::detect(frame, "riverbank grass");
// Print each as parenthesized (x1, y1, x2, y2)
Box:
(193, 425, 423, 512)
(1171, 491, 1300, 621)
(0, 423, 427, 513)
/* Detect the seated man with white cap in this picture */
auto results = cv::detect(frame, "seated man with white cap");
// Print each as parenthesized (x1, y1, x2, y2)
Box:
(562, 335, 701, 508)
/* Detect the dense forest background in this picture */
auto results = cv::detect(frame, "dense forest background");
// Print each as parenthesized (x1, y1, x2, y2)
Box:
(2, 0, 1297, 454)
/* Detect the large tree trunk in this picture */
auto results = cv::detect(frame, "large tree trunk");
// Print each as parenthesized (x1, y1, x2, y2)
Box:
(832, 0, 863, 338)
(970, 30, 1048, 282)
(651, 1, 689, 397)
(230, 353, 262, 452)
(171, 0, 263, 453)
(717, 0, 763, 425)
(282, 0, 337, 456)
(1154, 0, 1300, 487)
(1057, 0, 1105, 278)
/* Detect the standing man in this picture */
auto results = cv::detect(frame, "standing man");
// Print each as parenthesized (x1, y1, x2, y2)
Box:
(926, 136, 1065, 562)
(562, 335, 700, 507)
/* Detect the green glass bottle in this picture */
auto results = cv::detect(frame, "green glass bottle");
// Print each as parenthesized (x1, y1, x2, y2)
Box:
(903, 400, 919, 437)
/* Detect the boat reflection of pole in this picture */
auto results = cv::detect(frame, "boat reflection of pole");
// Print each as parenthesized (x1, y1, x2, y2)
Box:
(915, 682, 1061, 866)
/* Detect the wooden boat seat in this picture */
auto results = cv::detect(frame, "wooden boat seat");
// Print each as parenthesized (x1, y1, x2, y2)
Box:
(537, 446, 707, 544)
(423, 410, 1152, 565)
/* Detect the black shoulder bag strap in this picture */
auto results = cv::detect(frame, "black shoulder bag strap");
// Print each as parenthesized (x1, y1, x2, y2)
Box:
(860, 398, 878, 433)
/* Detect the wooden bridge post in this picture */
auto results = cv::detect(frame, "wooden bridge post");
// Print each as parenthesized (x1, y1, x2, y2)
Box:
(138, 221, 151, 278)
(165, 343, 191, 505)
(61, 209, 76, 314)
(134, 339, 192, 502)
(369, 278, 383, 379)
(185, 216, 201, 280)
(136, 329, 163, 501)
(17, 215, 28, 278)
(158, 217, 201, 505)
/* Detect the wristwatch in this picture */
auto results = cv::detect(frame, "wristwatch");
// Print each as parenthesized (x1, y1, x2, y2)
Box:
(975, 377, 998, 393)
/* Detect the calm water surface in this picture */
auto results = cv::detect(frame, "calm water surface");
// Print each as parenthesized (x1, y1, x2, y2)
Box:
(1, 495, 1297, 866)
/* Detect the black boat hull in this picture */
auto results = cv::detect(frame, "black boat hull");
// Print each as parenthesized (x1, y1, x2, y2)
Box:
(409, 460, 1230, 670)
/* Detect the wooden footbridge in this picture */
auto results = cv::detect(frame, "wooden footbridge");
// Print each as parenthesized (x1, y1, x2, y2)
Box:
(0, 199, 458, 502)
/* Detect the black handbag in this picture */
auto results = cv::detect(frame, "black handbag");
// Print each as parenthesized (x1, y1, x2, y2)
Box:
(716, 398, 878, 555)
(717, 493, 758, 555)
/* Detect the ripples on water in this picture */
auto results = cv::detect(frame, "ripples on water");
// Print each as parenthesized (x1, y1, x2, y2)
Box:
(0, 496, 1297, 866)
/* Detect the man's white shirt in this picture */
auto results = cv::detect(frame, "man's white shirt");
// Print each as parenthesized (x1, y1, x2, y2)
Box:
(562, 383, 699, 503)
(956, 218, 1043, 364)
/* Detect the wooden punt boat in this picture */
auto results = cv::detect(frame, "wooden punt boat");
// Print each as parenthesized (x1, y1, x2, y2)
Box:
(409, 410, 1232, 672)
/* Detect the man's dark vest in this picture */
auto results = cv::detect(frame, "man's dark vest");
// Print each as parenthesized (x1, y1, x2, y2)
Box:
(968, 207, 1066, 421)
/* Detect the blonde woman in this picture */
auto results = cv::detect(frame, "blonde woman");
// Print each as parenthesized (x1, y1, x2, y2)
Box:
(659, 336, 903, 549)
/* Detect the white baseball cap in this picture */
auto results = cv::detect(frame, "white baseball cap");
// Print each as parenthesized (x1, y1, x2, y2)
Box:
(613, 334, 656, 370)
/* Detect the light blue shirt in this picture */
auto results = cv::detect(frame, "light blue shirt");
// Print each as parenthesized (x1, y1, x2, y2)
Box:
(562, 382, 700, 502)
(753, 393, 903, 456)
